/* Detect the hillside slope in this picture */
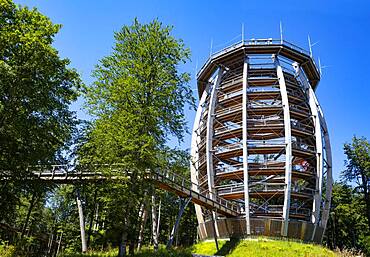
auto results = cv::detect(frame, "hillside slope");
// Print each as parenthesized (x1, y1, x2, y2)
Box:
(192, 238, 339, 257)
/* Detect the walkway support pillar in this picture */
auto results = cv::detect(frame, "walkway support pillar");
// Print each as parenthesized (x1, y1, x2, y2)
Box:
(166, 197, 192, 249)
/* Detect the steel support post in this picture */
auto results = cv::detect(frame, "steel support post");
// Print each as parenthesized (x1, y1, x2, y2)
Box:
(206, 68, 224, 238)
(308, 87, 323, 240)
(275, 56, 292, 237)
(242, 55, 251, 236)
(319, 113, 333, 242)
(166, 197, 192, 249)
(312, 92, 333, 242)
(210, 210, 219, 251)
(190, 81, 211, 229)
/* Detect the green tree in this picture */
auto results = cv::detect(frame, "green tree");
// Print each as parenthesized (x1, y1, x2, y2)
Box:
(0, 1, 80, 254)
(0, 0, 80, 175)
(80, 18, 194, 256)
(325, 183, 368, 251)
(342, 136, 370, 230)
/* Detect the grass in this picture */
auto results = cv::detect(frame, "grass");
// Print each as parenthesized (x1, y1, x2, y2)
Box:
(59, 238, 361, 257)
(60, 248, 192, 257)
(191, 237, 341, 257)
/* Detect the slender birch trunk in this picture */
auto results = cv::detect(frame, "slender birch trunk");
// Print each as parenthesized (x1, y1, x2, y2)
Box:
(151, 194, 158, 251)
(157, 199, 161, 237)
(137, 203, 148, 251)
(76, 189, 87, 253)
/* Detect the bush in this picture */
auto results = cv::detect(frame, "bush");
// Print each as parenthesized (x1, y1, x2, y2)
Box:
(0, 241, 16, 257)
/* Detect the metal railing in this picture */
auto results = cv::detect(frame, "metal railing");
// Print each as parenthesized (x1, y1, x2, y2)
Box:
(292, 142, 316, 153)
(197, 38, 319, 81)
(5, 164, 242, 216)
(150, 169, 241, 214)
(291, 121, 314, 134)
(214, 142, 243, 154)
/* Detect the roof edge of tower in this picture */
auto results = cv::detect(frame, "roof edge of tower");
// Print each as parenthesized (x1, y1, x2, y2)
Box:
(196, 39, 320, 98)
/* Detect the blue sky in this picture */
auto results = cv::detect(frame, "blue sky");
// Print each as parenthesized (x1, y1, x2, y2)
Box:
(16, 0, 370, 180)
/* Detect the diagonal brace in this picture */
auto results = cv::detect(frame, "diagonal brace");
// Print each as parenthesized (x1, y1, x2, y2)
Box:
(166, 196, 192, 249)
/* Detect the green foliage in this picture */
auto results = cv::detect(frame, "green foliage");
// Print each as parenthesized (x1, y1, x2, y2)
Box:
(325, 136, 370, 254)
(0, 0, 81, 237)
(76, 18, 195, 254)
(0, 241, 15, 257)
(342, 136, 370, 184)
(325, 183, 368, 251)
(81, 18, 194, 168)
(0, 0, 81, 171)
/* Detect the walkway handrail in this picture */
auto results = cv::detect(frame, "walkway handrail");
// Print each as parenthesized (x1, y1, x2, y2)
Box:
(1, 164, 241, 216)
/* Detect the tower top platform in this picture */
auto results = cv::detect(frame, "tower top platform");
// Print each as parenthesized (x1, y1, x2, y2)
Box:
(197, 38, 320, 97)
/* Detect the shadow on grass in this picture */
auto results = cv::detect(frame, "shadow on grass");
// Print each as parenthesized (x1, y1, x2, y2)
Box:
(215, 237, 240, 256)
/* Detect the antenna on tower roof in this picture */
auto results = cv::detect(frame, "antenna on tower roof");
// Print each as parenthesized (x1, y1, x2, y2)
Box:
(318, 57, 322, 76)
(279, 21, 283, 44)
(195, 58, 198, 79)
(308, 35, 319, 58)
(209, 38, 213, 58)
(242, 23, 245, 42)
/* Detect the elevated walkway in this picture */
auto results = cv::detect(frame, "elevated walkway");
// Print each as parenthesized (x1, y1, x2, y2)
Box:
(1, 165, 241, 218)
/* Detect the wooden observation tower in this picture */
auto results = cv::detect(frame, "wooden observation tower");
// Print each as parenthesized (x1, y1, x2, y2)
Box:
(190, 38, 332, 243)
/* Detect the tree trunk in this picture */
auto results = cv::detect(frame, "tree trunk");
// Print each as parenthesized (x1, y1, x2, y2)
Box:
(94, 203, 100, 231)
(118, 217, 129, 257)
(21, 191, 37, 239)
(137, 203, 148, 251)
(157, 199, 161, 237)
(56, 231, 63, 257)
(129, 241, 135, 255)
(364, 188, 370, 231)
(76, 189, 87, 253)
(87, 188, 98, 248)
(151, 194, 158, 251)
(118, 231, 127, 257)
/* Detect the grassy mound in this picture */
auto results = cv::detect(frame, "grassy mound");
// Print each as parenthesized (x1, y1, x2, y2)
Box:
(55, 238, 360, 257)
(192, 238, 338, 257)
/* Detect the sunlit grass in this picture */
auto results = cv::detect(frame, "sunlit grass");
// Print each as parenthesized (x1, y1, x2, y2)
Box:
(192, 237, 338, 257)
(59, 237, 358, 257)
(60, 247, 192, 257)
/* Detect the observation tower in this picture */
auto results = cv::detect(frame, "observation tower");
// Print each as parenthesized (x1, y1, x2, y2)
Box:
(190, 38, 332, 243)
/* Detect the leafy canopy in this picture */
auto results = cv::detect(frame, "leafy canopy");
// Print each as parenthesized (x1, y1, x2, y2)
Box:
(342, 136, 370, 188)
(82, 18, 194, 169)
(0, 0, 81, 171)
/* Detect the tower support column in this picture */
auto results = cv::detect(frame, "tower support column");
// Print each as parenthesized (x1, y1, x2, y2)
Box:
(275, 56, 292, 237)
(206, 68, 224, 237)
(308, 87, 323, 240)
(242, 55, 251, 236)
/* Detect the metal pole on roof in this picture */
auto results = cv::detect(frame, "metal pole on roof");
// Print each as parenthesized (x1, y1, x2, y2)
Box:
(308, 35, 313, 57)
(210, 38, 213, 57)
(308, 35, 319, 58)
(280, 21, 283, 44)
(195, 59, 198, 79)
(242, 23, 244, 42)
(318, 57, 322, 76)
